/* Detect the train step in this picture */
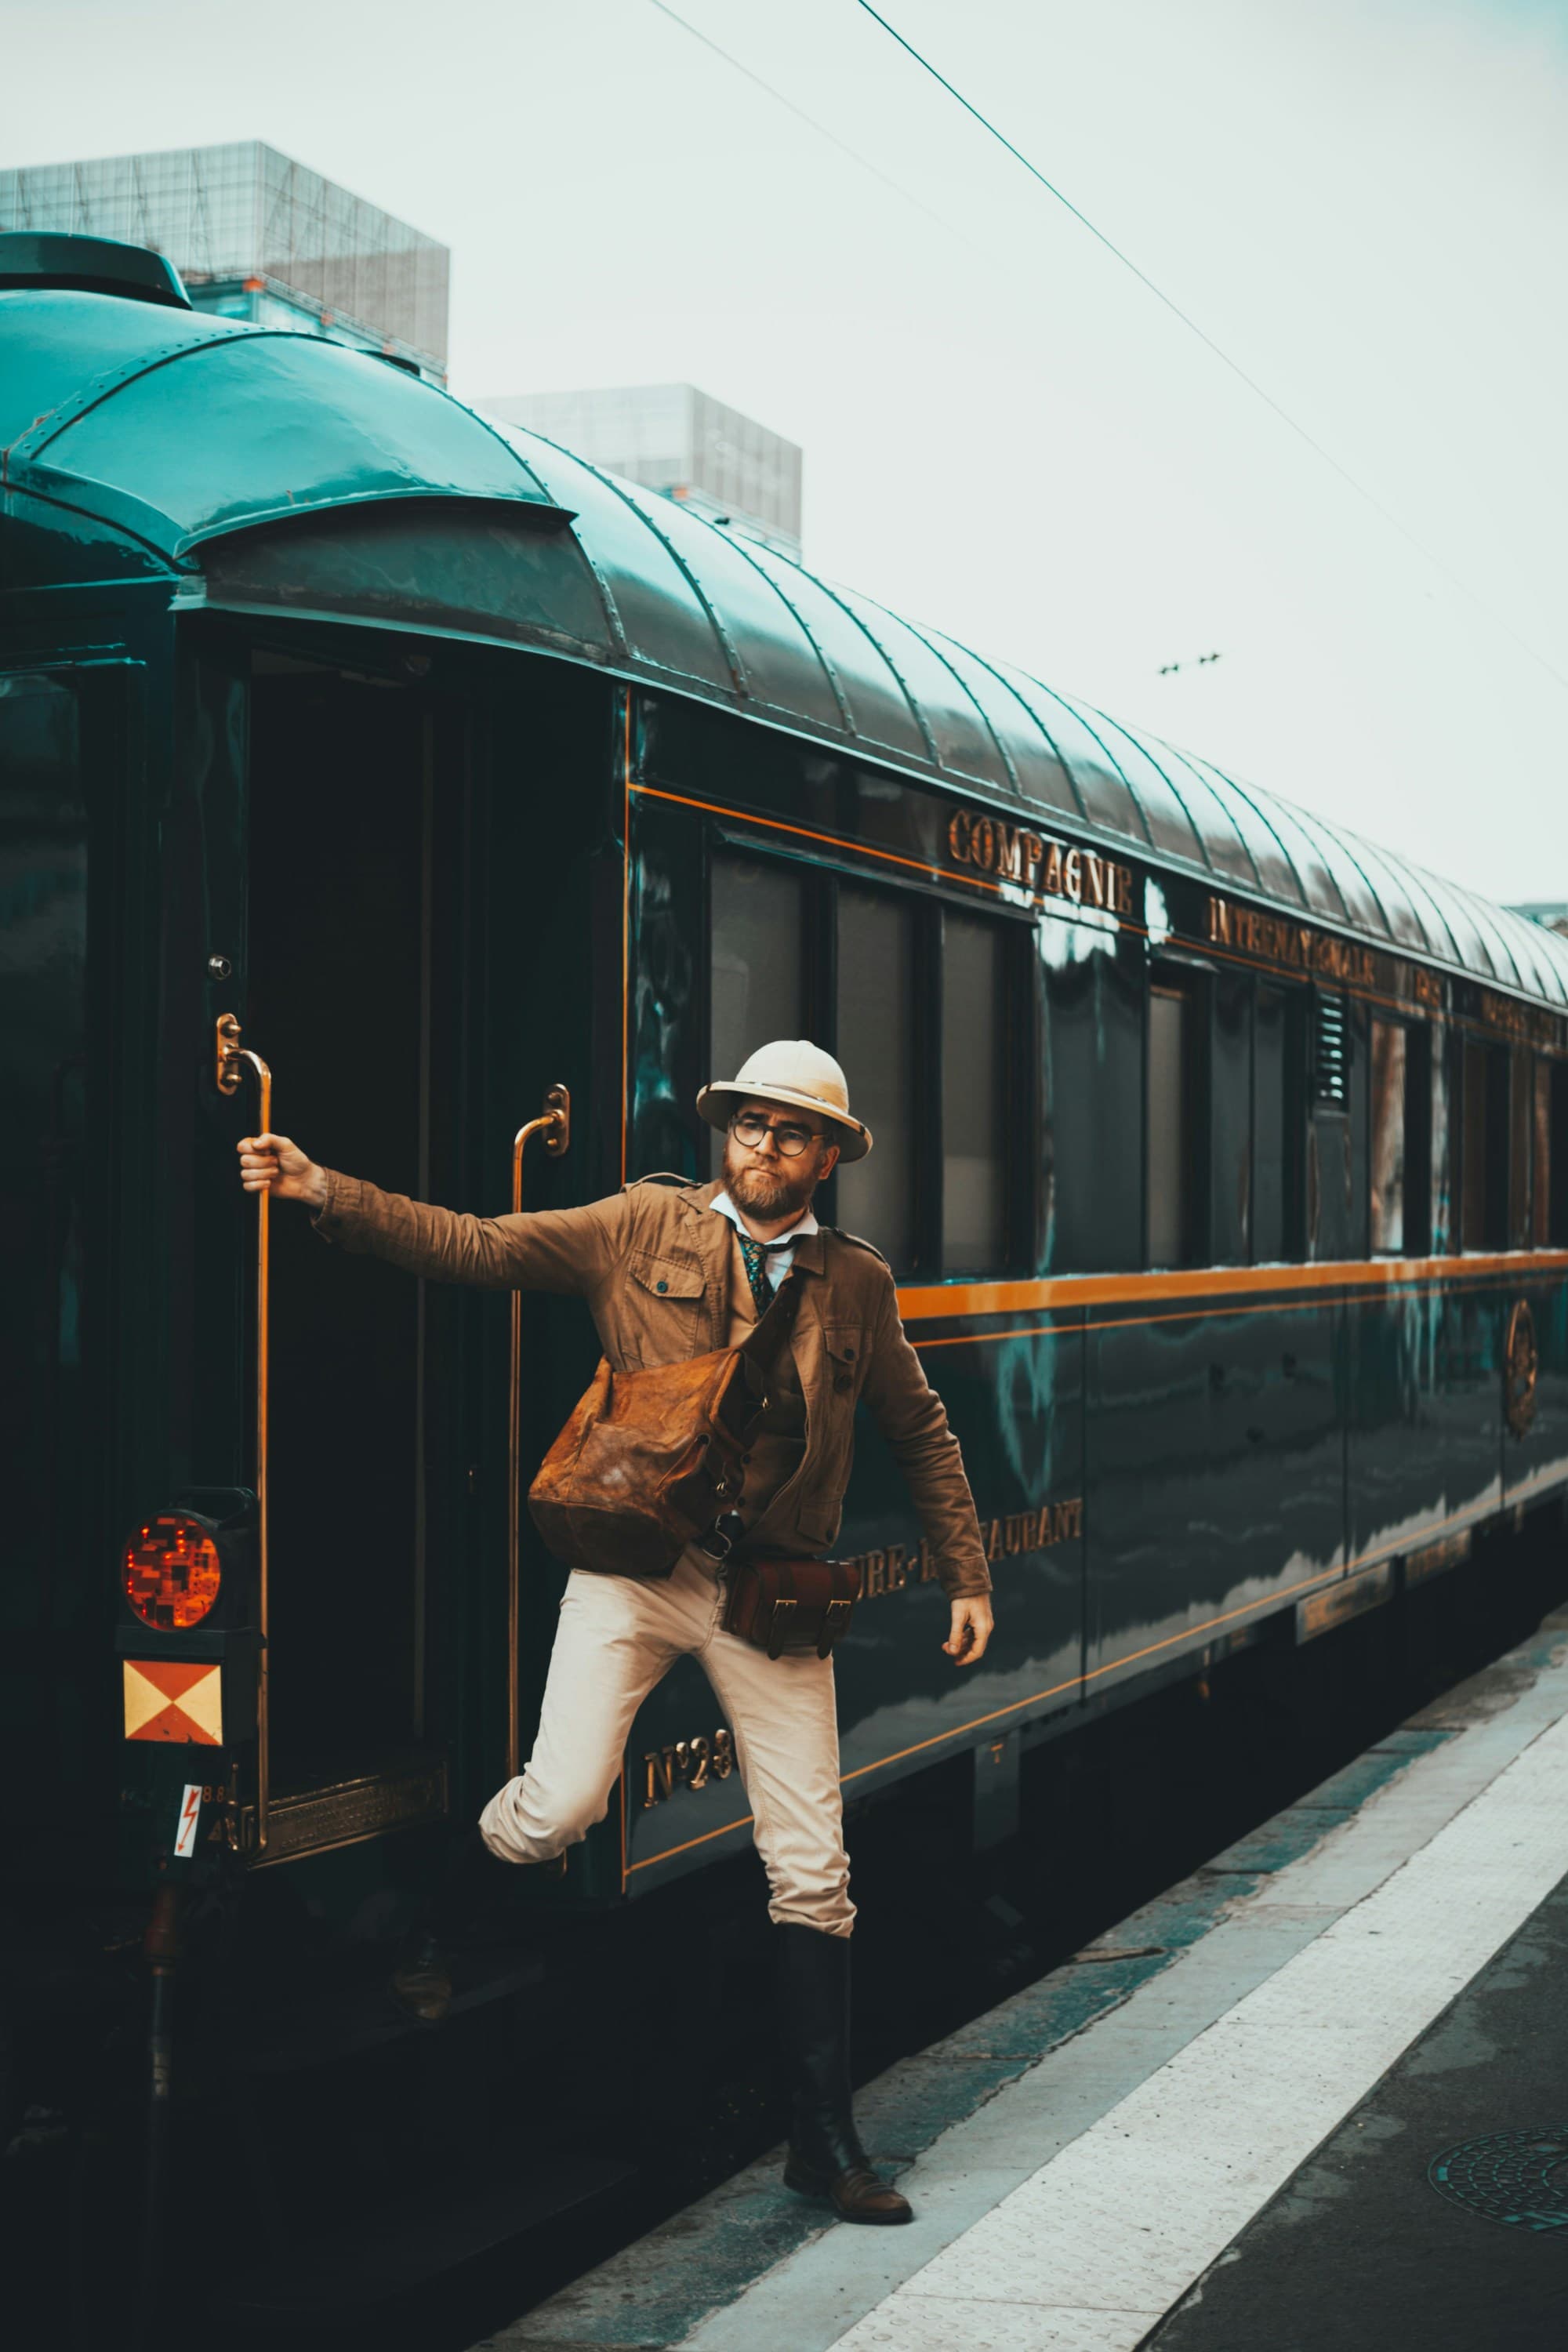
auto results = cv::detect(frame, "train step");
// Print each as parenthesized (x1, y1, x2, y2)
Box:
(219, 1939, 550, 2079)
(221, 2148, 634, 2317)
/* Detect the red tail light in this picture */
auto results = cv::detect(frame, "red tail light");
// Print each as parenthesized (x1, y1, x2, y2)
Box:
(122, 1514, 222, 1630)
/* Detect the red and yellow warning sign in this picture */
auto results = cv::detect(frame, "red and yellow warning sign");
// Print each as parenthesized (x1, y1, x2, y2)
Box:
(122, 1659, 223, 1746)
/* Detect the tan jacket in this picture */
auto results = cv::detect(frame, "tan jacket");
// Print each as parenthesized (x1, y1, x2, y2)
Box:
(314, 1171, 991, 1599)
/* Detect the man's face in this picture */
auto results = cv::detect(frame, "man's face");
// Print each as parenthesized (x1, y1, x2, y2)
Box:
(723, 1096, 840, 1218)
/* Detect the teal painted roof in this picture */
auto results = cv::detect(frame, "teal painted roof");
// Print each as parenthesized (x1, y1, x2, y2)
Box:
(0, 289, 559, 558)
(5, 278, 1564, 1008)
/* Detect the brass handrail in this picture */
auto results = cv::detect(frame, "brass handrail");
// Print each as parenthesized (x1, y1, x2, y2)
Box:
(507, 1085, 571, 1780)
(216, 1014, 273, 1856)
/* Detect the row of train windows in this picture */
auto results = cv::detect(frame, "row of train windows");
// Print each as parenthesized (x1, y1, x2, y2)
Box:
(710, 851, 1568, 1276)
(1148, 971, 1568, 1268)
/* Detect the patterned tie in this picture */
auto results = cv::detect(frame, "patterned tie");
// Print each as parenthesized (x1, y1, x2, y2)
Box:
(737, 1231, 786, 1316)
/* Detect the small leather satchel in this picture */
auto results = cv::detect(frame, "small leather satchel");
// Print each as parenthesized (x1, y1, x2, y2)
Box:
(720, 1553, 860, 1660)
(528, 1344, 762, 1578)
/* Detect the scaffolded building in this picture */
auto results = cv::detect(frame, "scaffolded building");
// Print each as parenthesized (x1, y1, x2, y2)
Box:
(488, 384, 804, 558)
(0, 142, 448, 380)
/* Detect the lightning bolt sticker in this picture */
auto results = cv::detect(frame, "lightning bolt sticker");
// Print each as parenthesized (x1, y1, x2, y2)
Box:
(173, 1782, 203, 1860)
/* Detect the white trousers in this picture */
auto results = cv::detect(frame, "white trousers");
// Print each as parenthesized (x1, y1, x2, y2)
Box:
(477, 1545, 855, 1936)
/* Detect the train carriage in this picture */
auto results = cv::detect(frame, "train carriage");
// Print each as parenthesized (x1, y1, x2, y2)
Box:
(4, 233, 1568, 2276)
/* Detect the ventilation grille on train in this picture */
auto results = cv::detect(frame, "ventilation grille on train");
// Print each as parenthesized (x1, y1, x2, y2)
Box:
(1312, 990, 1349, 1106)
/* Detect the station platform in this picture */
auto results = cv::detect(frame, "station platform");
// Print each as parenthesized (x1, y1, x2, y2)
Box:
(474, 1608, 1568, 2352)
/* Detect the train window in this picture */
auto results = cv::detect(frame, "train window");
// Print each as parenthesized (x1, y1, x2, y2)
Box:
(1252, 984, 1294, 1261)
(1551, 1062, 1568, 1245)
(942, 909, 1007, 1272)
(1404, 1023, 1434, 1256)
(710, 855, 806, 1174)
(1046, 927, 1143, 1273)
(1147, 975, 1196, 1269)
(1369, 1018, 1407, 1253)
(1210, 972, 1251, 1266)
(836, 884, 918, 1268)
(1509, 1051, 1533, 1250)
(1460, 1039, 1508, 1250)
(1534, 1058, 1553, 1247)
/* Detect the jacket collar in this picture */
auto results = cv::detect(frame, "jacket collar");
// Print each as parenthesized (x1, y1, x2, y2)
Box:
(677, 1178, 826, 1277)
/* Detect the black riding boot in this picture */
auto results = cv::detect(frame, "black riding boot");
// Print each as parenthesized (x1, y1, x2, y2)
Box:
(778, 1924, 912, 2224)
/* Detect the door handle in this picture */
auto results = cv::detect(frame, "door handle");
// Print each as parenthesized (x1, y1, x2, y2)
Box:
(215, 1014, 273, 1857)
(507, 1085, 571, 1780)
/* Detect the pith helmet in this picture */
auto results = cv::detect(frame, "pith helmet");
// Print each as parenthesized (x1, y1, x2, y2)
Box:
(697, 1040, 873, 1162)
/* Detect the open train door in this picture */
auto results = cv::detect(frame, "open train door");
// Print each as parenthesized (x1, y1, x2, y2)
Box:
(227, 641, 456, 1860)
(183, 619, 610, 1882)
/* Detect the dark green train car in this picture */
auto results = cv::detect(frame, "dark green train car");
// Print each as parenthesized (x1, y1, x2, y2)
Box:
(4, 233, 1567, 2274)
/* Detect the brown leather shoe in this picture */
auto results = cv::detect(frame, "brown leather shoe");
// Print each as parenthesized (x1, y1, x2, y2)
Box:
(388, 1931, 452, 2026)
(783, 2152, 913, 2224)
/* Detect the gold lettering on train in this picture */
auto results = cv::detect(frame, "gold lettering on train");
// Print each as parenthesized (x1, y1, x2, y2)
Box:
(840, 1498, 1084, 1602)
(948, 811, 1131, 916)
(1479, 991, 1559, 1048)
(1206, 895, 1377, 988)
(641, 1725, 735, 1808)
(638, 1504, 1083, 1808)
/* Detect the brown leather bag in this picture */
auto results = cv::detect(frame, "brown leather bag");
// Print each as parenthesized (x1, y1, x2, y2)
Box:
(528, 1274, 859, 1657)
(720, 1554, 860, 1659)
(528, 1345, 762, 1578)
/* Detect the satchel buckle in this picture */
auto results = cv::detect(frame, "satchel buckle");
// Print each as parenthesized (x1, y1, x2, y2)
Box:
(817, 1597, 852, 1659)
(767, 1597, 797, 1661)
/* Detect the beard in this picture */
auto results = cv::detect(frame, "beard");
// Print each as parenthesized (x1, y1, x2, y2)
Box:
(722, 1138, 818, 1222)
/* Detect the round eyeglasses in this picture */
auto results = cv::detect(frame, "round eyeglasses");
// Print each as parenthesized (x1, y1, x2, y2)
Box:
(729, 1111, 823, 1160)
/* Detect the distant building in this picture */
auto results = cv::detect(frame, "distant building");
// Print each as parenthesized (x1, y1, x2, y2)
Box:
(0, 141, 448, 381)
(486, 383, 803, 557)
(1510, 902, 1568, 941)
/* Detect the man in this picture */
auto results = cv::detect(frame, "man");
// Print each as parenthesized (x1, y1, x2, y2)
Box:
(238, 1039, 993, 2225)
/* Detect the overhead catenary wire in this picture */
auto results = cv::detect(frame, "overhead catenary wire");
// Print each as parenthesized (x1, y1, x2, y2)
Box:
(643, 0, 1568, 702)
(641, 0, 956, 241)
(848, 0, 1568, 697)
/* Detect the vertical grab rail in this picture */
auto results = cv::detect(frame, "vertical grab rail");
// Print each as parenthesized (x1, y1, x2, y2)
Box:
(215, 1014, 273, 1856)
(507, 1085, 571, 1780)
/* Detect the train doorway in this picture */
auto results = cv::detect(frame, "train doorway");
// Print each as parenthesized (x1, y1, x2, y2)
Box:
(245, 654, 451, 1828)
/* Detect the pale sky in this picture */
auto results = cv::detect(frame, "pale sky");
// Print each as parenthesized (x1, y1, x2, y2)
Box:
(7, 0, 1565, 905)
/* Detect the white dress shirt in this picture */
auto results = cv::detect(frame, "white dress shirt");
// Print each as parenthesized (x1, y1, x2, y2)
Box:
(710, 1189, 818, 1294)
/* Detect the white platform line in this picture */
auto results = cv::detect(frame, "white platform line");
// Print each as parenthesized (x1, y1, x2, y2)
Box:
(681, 1647, 1568, 2352)
(828, 1705, 1568, 2349)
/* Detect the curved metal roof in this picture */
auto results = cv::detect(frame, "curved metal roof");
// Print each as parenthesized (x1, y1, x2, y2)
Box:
(0, 290, 559, 559)
(5, 280, 1565, 1009)
(502, 430, 1568, 1005)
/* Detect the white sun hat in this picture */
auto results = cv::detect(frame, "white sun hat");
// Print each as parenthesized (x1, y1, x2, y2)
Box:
(696, 1040, 873, 1161)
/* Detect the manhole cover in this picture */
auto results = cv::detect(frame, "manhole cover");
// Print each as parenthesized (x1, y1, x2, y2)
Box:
(1428, 2130, 1568, 2232)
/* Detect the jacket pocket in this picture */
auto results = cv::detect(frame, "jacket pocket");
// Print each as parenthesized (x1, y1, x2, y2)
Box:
(627, 1250, 706, 1302)
(821, 1322, 867, 1403)
(618, 1249, 709, 1370)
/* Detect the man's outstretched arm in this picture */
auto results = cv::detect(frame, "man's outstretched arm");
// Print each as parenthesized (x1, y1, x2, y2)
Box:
(237, 1133, 624, 1294)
